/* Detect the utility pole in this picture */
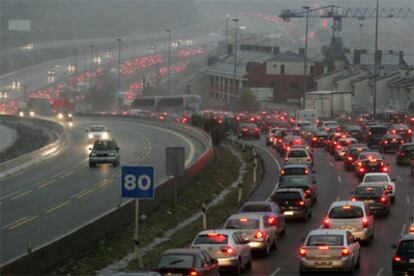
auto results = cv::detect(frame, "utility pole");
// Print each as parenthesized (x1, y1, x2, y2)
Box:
(116, 38, 122, 112)
(303, 6, 310, 96)
(225, 15, 230, 49)
(373, 0, 380, 118)
(165, 29, 172, 94)
(89, 44, 94, 88)
(232, 18, 239, 107)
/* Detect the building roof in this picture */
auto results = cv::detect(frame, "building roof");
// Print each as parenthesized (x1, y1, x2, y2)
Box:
(404, 55, 414, 67)
(388, 77, 414, 89)
(333, 69, 364, 82)
(345, 53, 401, 66)
(269, 50, 312, 63)
(314, 69, 345, 81)
(206, 51, 274, 78)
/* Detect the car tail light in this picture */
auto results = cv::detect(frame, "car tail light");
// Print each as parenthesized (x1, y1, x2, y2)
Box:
(387, 185, 393, 191)
(357, 162, 362, 166)
(409, 225, 414, 233)
(380, 197, 387, 203)
(296, 201, 305, 206)
(323, 218, 330, 228)
(299, 247, 306, 257)
(286, 146, 291, 151)
(312, 137, 317, 141)
(278, 139, 283, 143)
(401, 140, 404, 144)
(336, 145, 342, 150)
(362, 217, 369, 228)
(333, 141, 337, 145)
(255, 231, 266, 239)
(341, 247, 350, 256)
(382, 166, 388, 172)
(242, 128, 248, 132)
(281, 169, 285, 175)
(319, 246, 329, 250)
(240, 218, 248, 222)
(306, 157, 311, 162)
(304, 169, 309, 174)
(347, 156, 353, 161)
(267, 216, 277, 225)
(392, 129, 396, 134)
(384, 140, 388, 144)
(409, 129, 412, 134)
(352, 197, 356, 202)
(305, 189, 312, 194)
(399, 152, 405, 157)
(284, 157, 288, 162)
(393, 256, 401, 262)
(220, 246, 234, 254)
(190, 271, 198, 276)
(255, 128, 260, 132)
(359, 167, 365, 173)
(369, 131, 372, 136)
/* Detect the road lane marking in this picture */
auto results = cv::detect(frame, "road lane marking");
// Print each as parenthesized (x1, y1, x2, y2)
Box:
(255, 144, 281, 170)
(76, 188, 95, 199)
(59, 170, 74, 179)
(407, 195, 411, 204)
(0, 189, 23, 200)
(45, 200, 71, 214)
(375, 268, 384, 276)
(397, 176, 402, 182)
(11, 190, 32, 200)
(329, 161, 334, 167)
(52, 171, 67, 178)
(401, 224, 406, 237)
(7, 216, 38, 230)
(270, 267, 281, 276)
(2, 216, 28, 229)
(337, 176, 342, 183)
(98, 178, 113, 188)
(37, 179, 57, 189)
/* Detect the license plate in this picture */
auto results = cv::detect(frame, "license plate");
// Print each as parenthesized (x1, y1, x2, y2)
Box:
(315, 261, 332, 267)
(284, 211, 294, 215)
(410, 259, 414, 264)
(168, 274, 182, 276)
(365, 199, 375, 203)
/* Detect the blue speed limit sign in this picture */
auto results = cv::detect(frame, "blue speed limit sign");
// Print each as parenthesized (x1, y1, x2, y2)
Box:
(121, 166, 154, 199)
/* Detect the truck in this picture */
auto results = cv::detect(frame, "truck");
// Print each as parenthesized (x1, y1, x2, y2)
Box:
(303, 91, 352, 119)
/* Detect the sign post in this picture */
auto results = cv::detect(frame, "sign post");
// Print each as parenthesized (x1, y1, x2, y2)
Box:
(122, 166, 154, 268)
(166, 147, 185, 205)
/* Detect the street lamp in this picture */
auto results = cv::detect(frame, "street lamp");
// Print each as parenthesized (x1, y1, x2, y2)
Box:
(89, 44, 95, 88)
(373, 0, 380, 118)
(116, 38, 122, 111)
(165, 29, 172, 94)
(232, 18, 239, 107)
(302, 6, 310, 96)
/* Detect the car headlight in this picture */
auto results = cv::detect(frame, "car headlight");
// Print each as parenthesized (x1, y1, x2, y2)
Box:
(19, 111, 24, 117)
(101, 132, 109, 139)
(58, 113, 63, 119)
(29, 111, 35, 116)
(108, 152, 116, 157)
(68, 122, 73, 127)
(88, 133, 93, 139)
(68, 113, 72, 118)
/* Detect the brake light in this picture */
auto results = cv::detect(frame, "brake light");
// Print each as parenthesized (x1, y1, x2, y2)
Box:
(409, 129, 412, 134)
(281, 169, 285, 175)
(401, 140, 404, 144)
(240, 218, 248, 222)
(347, 156, 353, 161)
(323, 218, 330, 228)
(342, 205, 351, 209)
(380, 197, 387, 202)
(267, 216, 277, 225)
(399, 152, 405, 157)
(362, 217, 369, 228)
(384, 140, 388, 144)
(382, 166, 388, 172)
(208, 233, 218, 237)
(305, 189, 312, 194)
(392, 129, 396, 134)
(306, 157, 311, 162)
(296, 201, 305, 206)
(319, 246, 329, 250)
(284, 157, 289, 162)
(341, 247, 350, 256)
(352, 197, 356, 201)
(255, 128, 260, 132)
(369, 131, 372, 136)
(409, 225, 414, 233)
(255, 231, 266, 239)
(304, 169, 309, 174)
(299, 247, 306, 257)
(312, 137, 317, 141)
(242, 128, 248, 132)
(333, 141, 337, 145)
(357, 162, 362, 166)
(190, 271, 198, 276)
(359, 167, 365, 173)
(278, 139, 283, 143)
(393, 256, 401, 262)
(220, 246, 234, 254)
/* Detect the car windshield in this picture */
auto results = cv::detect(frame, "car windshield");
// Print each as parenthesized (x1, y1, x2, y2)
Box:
(306, 235, 344, 246)
(356, 186, 383, 197)
(90, 126, 105, 132)
(93, 141, 116, 150)
(157, 254, 194, 269)
(241, 204, 271, 212)
(195, 234, 228, 245)
(329, 206, 364, 218)
(272, 192, 302, 202)
(364, 175, 388, 182)
(288, 150, 307, 158)
(225, 219, 260, 230)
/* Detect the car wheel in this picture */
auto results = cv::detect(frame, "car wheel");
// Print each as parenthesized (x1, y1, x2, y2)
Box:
(112, 162, 118, 168)
(245, 252, 252, 269)
(234, 259, 242, 275)
(391, 196, 395, 204)
(272, 236, 279, 249)
(349, 258, 356, 275)
(89, 162, 95, 168)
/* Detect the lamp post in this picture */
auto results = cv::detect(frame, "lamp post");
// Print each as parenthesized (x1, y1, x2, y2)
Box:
(225, 15, 230, 47)
(116, 38, 122, 111)
(373, 0, 380, 118)
(72, 49, 79, 74)
(165, 29, 172, 94)
(302, 6, 310, 96)
(232, 18, 239, 107)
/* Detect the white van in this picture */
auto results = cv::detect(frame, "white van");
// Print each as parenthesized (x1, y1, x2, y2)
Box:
(296, 109, 318, 124)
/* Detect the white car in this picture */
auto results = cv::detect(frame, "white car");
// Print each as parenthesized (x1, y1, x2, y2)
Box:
(284, 148, 313, 167)
(322, 201, 374, 245)
(86, 125, 110, 142)
(361, 173, 396, 203)
(299, 229, 361, 274)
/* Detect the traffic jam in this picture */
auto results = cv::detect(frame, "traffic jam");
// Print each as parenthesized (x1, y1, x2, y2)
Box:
(152, 110, 414, 276)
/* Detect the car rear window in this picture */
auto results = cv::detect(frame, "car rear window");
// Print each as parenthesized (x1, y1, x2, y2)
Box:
(356, 186, 383, 197)
(364, 175, 388, 182)
(370, 127, 387, 134)
(329, 206, 364, 219)
(288, 150, 307, 158)
(195, 234, 228, 245)
(272, 192, 302, 202)
(241, 204, 271, 212)
(90, 126, 105, 131)
(283, 167, 307, 175)
(397, 240, 414, 256)
(306, 235, 344, 246)
(225, 218, 260, 230)
(280, 177, 308, 187)
(283, 130, 300, 136)
(157, 254, 194, 269)
(391, 124, 409, 130)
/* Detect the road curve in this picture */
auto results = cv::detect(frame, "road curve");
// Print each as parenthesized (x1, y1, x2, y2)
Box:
(0, 116, 208, 264)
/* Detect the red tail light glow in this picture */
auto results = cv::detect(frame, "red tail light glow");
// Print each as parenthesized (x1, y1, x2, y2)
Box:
(284, 157, 288, 162)
(267, 217, 277, 225)
(296, 201, 305, 206)
(319, 246, 329, 250)
(323, 218, 330, 228)
(401, 140, 404, 144)
(255, 128, 260, 132)
(382, 166, 388, 172)
(359, 168, 365, 173)
(352, 197, 356, 202)
(220, 246, 234, 254)
(242, 128, 248, 132)
(299, 247, 306, 257)
(305, 189, 312, 194)
(380, 197, 387, 202)
(393, 256, 401, 262)
(341, 247, 350, 256)
(384, 141, 388, 144)
(312, 137, 317, 141)
(255, 231, 266, 239)
(409, 129, 412, 134)
(190, 271, 198, 276)
(392, 130, 396, 134)
(240, 218, 248, 222)
(362, 217, 369, 228)
(347, 156, 353, 161)
(336, 145, 342, 149)
(409, 225, 414, 233)
(387, 185, 393, 191)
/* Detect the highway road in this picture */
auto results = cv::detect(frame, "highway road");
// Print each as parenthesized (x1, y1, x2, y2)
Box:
(239, 138, 414, 276)
(0, 116, 208, 264)
(0, 124, 17, 153)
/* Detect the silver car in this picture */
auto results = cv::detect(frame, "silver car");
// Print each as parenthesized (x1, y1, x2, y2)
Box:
(190, 229, 251, 274)
(223, 213, 279, 256)
(322, 201, 374, 245)
(299, 229, 361, 274)
(284, 148, 313, 167)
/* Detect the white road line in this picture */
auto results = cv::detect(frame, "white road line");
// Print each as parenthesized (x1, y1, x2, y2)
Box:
(270, 267, 281, 276)
(376, 268, 384, 276)
(397, 176, 402, 182)
(329, 161, 334, 167)
(255, 144, 281, 171)
(407, 195, 411, 204)
(2, 216, 28, 229)
(337, 176, 342, 183)
(401, 224, 406, 237)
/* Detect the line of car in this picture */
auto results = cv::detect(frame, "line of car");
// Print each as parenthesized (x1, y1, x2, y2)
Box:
(86, 125, 121, 168)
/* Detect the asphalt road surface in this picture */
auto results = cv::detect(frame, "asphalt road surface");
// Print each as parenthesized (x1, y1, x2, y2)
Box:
(238, 137, 414, 276)
(0, 116, 207, 264)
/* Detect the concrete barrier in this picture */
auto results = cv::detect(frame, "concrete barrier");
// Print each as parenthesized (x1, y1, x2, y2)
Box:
(0, 117, 213, 275)
(0, 115, 66, 179)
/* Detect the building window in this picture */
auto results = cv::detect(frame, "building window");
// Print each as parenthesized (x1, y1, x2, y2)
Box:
(290, 82, 300, 90)
(310, 65, 314, 75)
(273, 63, 277, 68)
(280, 65, 285, 75)
(255, 82, 263, 87)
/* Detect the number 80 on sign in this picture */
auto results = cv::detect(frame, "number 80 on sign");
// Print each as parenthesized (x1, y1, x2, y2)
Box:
(121, 166, 154, 199)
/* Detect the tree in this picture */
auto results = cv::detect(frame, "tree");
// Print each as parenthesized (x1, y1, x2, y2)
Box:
(237, 88, 259, 111)
(84, 69, 116, 111)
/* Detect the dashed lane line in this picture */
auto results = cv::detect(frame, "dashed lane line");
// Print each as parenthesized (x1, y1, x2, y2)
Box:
(59, 170, 74, 179)
(37, 179, 57, 189)
(45, 200, 71, 214)
(0, 189, 23, 200)
(7, 216, 38, 230)
(375, 268, 384, 276)
(401, 224, 406, 237)
(11, 190, 32, 200)
(270, 267, 281, 276)
(76, 188, 95, 199)
(407, 195, 411, 204)
(52, 171, 67, 178)
(2, 216, 28, 230)
(329, 161, 334, 167)
(337, 176, 342, 183)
